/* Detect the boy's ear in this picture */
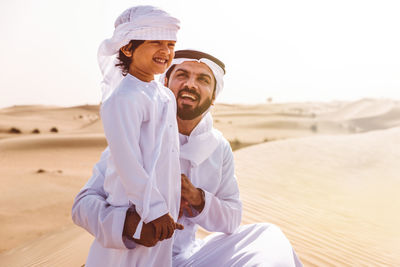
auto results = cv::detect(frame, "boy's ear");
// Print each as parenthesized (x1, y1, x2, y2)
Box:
(120, 42, 133, 57)
(164, 77, 168, 87)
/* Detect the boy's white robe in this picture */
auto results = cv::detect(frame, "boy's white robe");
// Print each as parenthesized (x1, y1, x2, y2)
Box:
(95, 74, 181, 266)
(72, 112, 302, 267)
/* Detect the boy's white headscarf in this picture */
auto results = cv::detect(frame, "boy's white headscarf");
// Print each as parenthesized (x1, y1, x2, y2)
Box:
(98, 5, 180, 102)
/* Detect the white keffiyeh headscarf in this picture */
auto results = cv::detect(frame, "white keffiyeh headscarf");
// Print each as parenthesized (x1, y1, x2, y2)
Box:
(98, 5, 180, 102)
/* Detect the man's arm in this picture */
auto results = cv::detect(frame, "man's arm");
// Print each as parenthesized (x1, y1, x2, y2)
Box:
(183, 142, 242, 234)
(71, 149, 132, 249)
(71, 148, 179, 249)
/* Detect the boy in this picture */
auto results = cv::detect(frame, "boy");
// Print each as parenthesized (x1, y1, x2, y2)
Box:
(87, 6, 182, 267)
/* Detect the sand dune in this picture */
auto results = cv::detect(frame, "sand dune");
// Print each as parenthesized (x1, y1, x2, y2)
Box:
(322, 98, 397, 120)
(0, 105, 101, 136)
(213, 101, 346, 143)
(235, 127, 400, 266)
(0, 133, 106, 150)
(0, 133, 106, 254)
(348, 106, 400, 132)
(320, 98, 400, 133)
(0, 226, 92, 267)
(1, 99, 399, 266)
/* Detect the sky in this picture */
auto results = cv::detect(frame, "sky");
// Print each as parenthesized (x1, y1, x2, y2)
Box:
(1, 0, 400, 108)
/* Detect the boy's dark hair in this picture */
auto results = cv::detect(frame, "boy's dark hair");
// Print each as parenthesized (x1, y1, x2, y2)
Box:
(115, 40, 145, 76)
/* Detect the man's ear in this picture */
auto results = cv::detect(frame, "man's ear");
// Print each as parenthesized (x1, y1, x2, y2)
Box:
(120, 42, 133, 57)
(211, 90, 216, 105)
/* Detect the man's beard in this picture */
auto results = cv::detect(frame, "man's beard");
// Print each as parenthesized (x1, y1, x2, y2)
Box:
(177, 93, 213, 120)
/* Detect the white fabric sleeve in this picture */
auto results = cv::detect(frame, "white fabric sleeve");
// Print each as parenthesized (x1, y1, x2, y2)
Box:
(189, 143, 242, 234)
(71, 151, 135, 249)
(100, 92, 168, 223)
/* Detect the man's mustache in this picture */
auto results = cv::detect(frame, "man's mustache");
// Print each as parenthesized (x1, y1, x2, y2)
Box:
(178, 87, 200, 100)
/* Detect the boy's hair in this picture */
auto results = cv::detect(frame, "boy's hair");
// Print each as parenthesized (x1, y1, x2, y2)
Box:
(115, 40, 145, 76)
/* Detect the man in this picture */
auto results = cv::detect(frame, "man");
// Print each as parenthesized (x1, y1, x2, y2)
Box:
(72, 50, 302, 266)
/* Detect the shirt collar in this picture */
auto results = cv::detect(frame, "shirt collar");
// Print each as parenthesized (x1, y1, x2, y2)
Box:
(179, 112, 221, 166)
(126, 74, 170, 102)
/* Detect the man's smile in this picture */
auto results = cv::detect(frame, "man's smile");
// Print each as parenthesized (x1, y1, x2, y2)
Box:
(181, 93, 197, 101)
(178, 89, 200, 105)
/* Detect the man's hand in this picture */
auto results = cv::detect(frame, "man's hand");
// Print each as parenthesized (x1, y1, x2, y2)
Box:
(181, 174, 205, 213)
(150, 213, 184, 241)
(179, 198, 194, 219)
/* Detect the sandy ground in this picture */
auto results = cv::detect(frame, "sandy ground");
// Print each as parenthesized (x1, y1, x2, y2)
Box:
(0, 98, 399, 266)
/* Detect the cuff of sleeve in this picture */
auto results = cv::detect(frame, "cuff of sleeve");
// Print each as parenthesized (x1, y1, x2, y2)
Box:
(122, 205, 137, 249)
(189, 190, 212, 223)
(122, 236, 137, 249)
(143, 201, 169, 223)
(111, 206, 131, 249)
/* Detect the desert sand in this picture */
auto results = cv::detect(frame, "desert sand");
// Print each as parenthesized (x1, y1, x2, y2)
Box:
(0, 98, 399, 266)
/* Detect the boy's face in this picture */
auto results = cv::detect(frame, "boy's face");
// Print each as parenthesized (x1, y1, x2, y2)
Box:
(130, 40, 176, 81)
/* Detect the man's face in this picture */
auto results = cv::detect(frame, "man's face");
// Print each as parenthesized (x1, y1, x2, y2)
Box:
(130, 40, 176, 77)
(167, 61, 215, 120)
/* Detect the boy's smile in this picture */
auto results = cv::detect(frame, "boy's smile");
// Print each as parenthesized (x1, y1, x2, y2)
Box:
(153, 57, 168, 64)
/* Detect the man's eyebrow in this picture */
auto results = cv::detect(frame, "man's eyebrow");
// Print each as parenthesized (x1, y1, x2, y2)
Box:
(174, 68, 189, 74)
(174, 68, 213, 80)
(198, 73, 212, 80)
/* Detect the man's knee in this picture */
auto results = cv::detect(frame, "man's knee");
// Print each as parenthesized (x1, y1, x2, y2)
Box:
(242, 222, 276, 233)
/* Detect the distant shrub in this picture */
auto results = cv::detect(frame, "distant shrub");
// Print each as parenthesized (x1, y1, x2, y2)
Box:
(310, 124, 318, 133)
(9, 127, 21, 134)
(229, 138, 242, 151)
(229, 138, 257, 151)
(32, 128, 40, 134)
(231, 138, 241, 146)
(36, 169, 46, 173)
(50, 127, 58, 133)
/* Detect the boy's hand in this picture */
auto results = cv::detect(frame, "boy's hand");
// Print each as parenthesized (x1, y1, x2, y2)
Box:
(123, 208, 158, 247)
(150, 213, 184, 241)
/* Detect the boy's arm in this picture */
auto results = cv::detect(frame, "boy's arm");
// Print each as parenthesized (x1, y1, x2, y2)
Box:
(100, 91, 168, 225)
